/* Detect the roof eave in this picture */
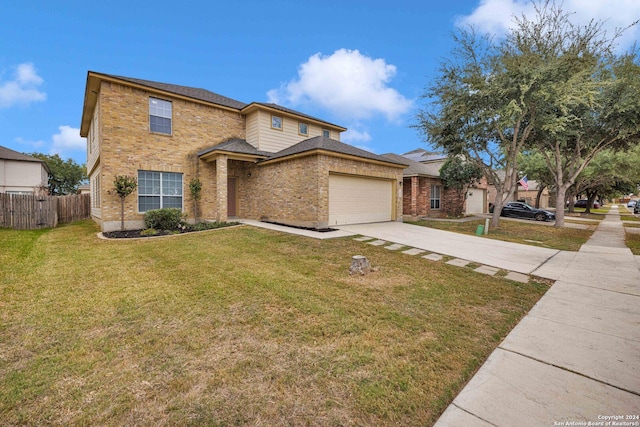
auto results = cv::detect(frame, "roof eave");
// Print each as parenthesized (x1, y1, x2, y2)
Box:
(260, 148, 407, 168)
(198, 149, 268, 163)
(241, 103, 347, 132)
(80, 72, 101, 137)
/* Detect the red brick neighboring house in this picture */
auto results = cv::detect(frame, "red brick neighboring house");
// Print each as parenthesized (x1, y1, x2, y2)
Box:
(384, 149, 490, 219)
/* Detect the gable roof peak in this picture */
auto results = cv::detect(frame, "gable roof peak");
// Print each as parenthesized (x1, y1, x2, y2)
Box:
(92, 71, 248, 110)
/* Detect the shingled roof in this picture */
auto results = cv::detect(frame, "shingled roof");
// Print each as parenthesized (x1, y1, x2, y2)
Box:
(402, 148, 446, 163)
(102, 73, 248, 110)
(381, 153, 440, 177)
(0, 146, 49, 171)
(264, 136, 407, 166)
(198, 138, 271, 158)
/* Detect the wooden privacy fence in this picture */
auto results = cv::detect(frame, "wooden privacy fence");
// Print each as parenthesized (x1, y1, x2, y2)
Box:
(0, 193, 91, 230)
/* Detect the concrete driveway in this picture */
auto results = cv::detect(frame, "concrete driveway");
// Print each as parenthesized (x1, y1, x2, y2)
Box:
(338, 221, 560, 275)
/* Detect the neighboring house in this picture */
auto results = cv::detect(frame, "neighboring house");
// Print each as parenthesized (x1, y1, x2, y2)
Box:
(382, 152, 453, 219)
(517, 179, 550, 208)
(388, 148, 489, 218)
(80, 72, 406, 232)
(0, 146, 49, 195)
(77, 184, 91, 195)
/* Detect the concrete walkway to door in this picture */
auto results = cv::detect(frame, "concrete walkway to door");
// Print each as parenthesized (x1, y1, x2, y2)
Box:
(338, 221, 560, 275)
(434, 206, 640, 426)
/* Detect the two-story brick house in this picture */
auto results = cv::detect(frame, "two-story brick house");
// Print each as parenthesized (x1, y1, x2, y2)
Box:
(80, 72, 406, 232)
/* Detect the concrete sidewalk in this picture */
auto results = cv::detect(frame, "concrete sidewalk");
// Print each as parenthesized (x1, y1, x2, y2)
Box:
(338, 221, 559, 275)
(435, 206, 640, 426)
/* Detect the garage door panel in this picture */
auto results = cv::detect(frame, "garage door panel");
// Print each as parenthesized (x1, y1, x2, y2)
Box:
(466, 190, 485, 214)
(329, 175, 393, 225)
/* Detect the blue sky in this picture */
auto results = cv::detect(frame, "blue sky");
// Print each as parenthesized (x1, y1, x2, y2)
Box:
(1, 0, 638, 165)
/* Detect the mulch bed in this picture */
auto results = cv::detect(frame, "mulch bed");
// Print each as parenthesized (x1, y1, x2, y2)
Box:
(102, 229, 190, 239)
(102, 222, 240, 239)
(262, 221, 337, 233)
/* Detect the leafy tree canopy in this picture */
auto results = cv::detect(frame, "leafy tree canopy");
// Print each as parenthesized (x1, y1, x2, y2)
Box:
(439, 156, 483, 192)
(30, 153, 87, 195)
(415, 0, 639, 227)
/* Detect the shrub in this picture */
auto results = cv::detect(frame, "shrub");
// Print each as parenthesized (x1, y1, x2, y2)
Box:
(189, 221, 240, 231)
(140, 228, 158, 236)
(113, 175, 137, 231)
(144, 208, 184, 230)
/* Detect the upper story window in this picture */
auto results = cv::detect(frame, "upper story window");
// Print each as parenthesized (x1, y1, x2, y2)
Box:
(298, 122, 309, 136)
(322, 129, 330, 138)
(271, 115, 283, 131)
(149, 98, 172, 134)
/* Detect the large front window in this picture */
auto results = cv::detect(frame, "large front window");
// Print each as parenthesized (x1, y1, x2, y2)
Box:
(430, 184, 441, 209)
(138, 171, 183, 212)
(149, 98, 172, 134)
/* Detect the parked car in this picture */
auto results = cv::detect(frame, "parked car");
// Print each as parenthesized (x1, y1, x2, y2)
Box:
(627, 200, 637, 208)
(500, 202, 555, 221)
(635, 203, 640, 214)
(574, 199, 601, 209)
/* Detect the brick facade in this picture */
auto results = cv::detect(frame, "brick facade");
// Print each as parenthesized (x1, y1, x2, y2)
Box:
(402, 176, 460, 219)
(225, 153, 402, 229)
(92, 81, 246, 231)
(85, 77, 403, 231)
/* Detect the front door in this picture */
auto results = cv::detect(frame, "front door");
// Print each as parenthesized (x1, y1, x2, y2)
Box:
(227, 177, 237, 217)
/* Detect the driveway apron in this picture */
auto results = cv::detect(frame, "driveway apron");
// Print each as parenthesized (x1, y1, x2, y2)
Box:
(434, 206, 640, 426)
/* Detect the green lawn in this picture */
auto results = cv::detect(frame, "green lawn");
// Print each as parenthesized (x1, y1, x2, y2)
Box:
(626, 232, 640, 255)
(408, 218, 594, 251)
(0, 221, 549, 425)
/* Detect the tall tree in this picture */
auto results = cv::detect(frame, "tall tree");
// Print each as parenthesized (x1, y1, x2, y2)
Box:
(511, 2, 640, 226)
(572, 148, 640, 212)
(415, 19, 541, 227)
(30, 153, 87, 195)
(415, 0, 639, 228)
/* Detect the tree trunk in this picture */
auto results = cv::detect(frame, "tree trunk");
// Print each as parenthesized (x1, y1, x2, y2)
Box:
(585, 190, 599, 214)
(193, 200, 198, 224)
(535, 186, 544, 208)
(554, 186, 567, 228)
(120, 197, 125, 231)
(565, 189, 575, 213)
(490, 203, 501, 228)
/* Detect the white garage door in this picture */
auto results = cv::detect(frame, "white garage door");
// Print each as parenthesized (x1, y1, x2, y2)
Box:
(329, 174, 393, 225)
(466, 190, 485, 214)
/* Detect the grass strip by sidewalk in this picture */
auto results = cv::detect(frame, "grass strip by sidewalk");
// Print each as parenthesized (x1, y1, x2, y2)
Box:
(408, 218, 593, 251)
(625, 232, 640, 255)
(0, 220, 548, 425)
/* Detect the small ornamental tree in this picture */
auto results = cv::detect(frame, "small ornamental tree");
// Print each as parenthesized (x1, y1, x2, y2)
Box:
(189, 177, 202, 223)
(113, 175, 137, 231)
(439, 156, 483, 217)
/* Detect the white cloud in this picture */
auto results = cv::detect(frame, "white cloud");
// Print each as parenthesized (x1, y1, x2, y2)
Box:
(268, 49, 413, 122)
(457, 0, 640, 50)
(51, 126, 86, 158)
(342, 127, 372, 143)
(14, 136, 45, 151)
(0, 63, 47, 108)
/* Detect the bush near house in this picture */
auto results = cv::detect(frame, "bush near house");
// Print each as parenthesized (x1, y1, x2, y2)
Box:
(143, 208, 184, 230)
